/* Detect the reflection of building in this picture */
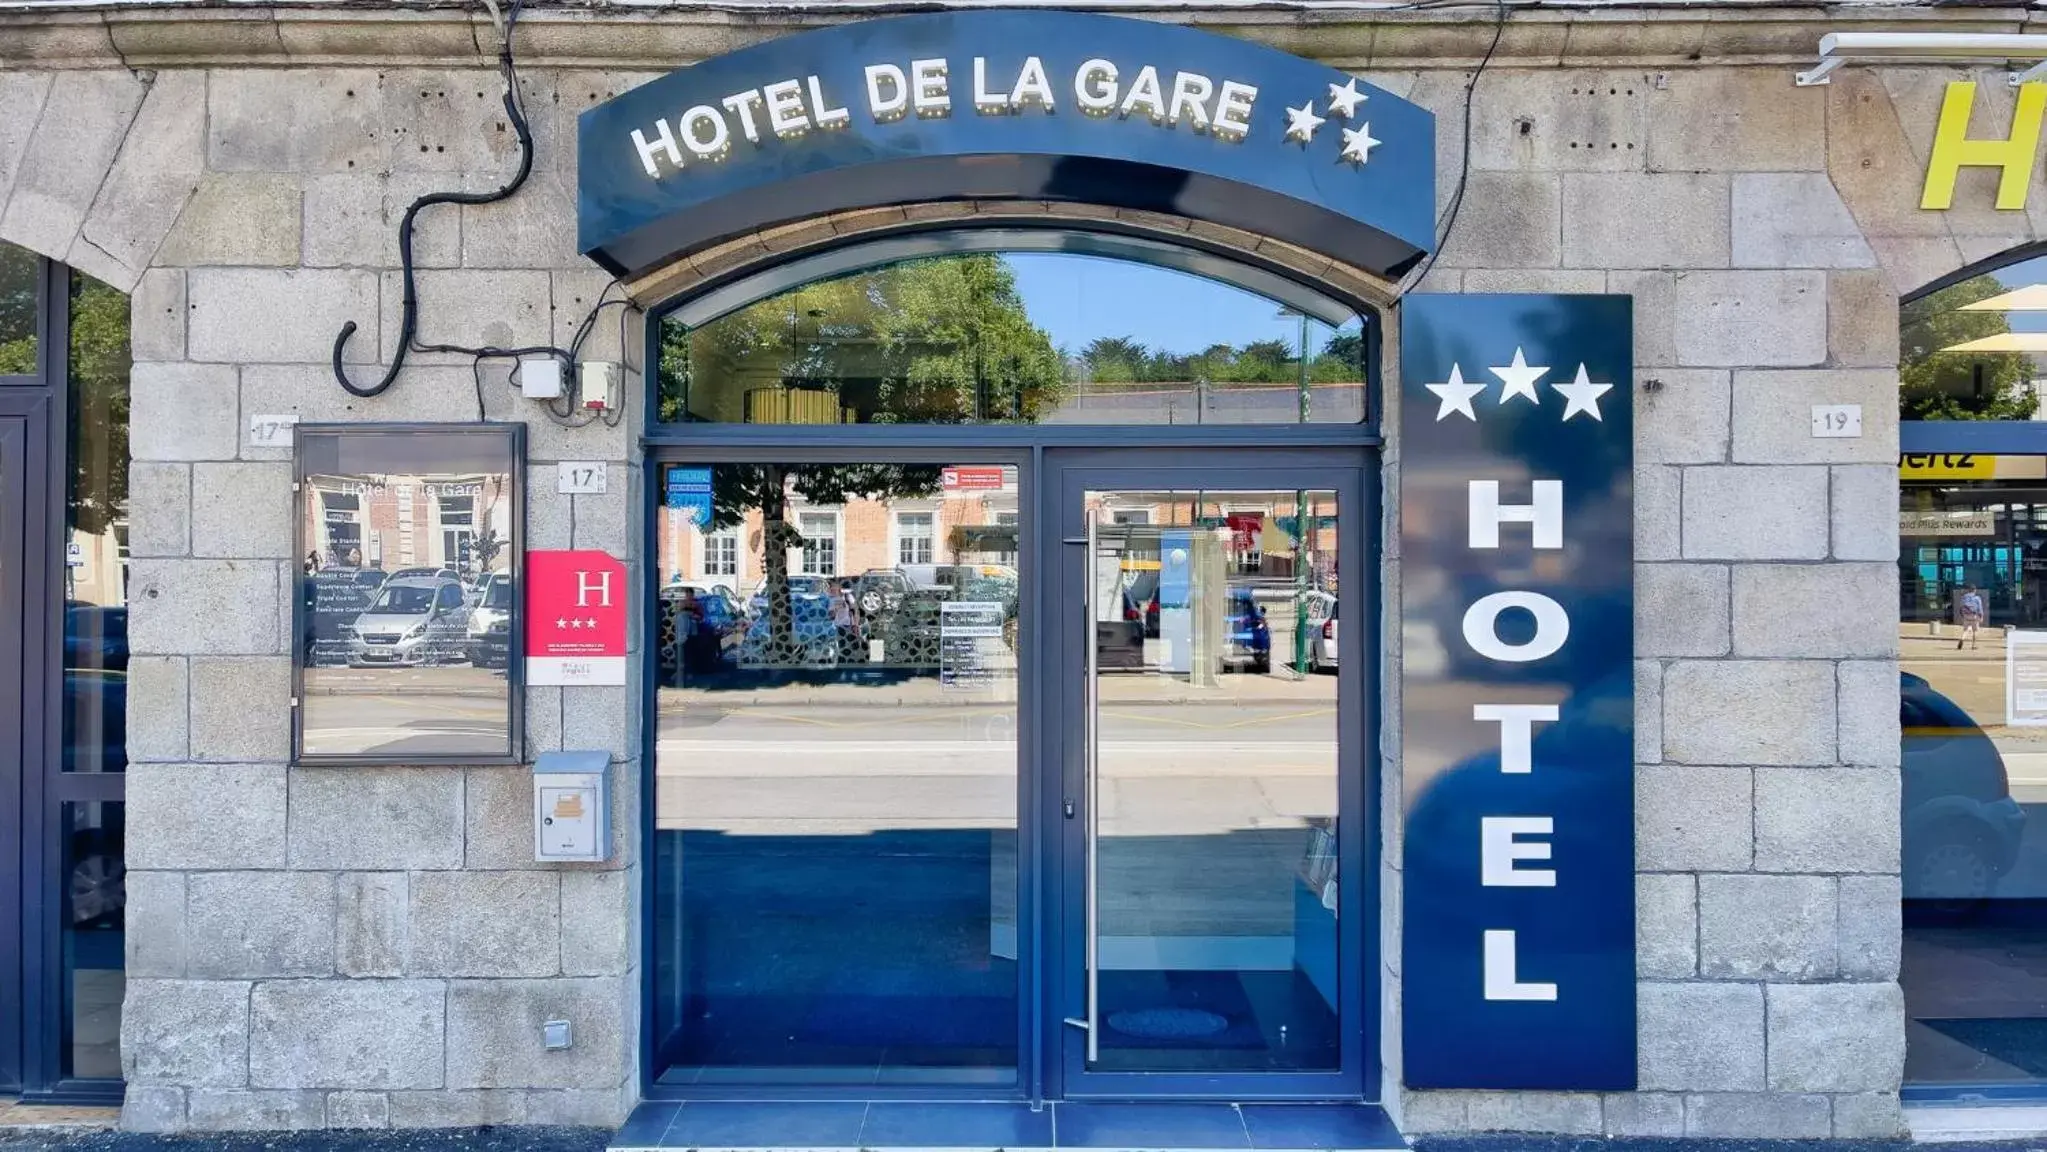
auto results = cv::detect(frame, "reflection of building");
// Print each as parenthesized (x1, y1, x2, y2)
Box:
(302, 473, 513, 575)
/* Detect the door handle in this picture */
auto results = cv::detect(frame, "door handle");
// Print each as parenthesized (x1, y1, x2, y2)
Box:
(1078, 519, 1100, 1063)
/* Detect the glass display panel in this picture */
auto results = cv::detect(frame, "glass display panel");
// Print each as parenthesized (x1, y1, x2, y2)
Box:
(1082, 489, 1340, 1073)
(61, 801, 123, 1080)
(0, 240, 35, 375)
(657, 251, 1367, 426)
(294, 426, 522, 763)
(63, 268, 130, 773)
(651, 461, 1020, 1086)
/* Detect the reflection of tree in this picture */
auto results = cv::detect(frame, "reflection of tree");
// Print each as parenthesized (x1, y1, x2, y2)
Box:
(659, 255, 1065, 424)
(1901, 277, 2039, 420)
(1072, 330, 1360, 385)
(69, 270, 130, 537)
(699, 464, 942, 653)
(0, 243, 35, 376)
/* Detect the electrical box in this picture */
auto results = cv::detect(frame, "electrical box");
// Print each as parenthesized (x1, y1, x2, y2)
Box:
(579, 361, 617, 410)
(534, 750, 608, 863)
(521, 358, 564, 400)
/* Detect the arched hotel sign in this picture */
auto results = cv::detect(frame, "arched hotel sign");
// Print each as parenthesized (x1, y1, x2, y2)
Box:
(575, 10, 1435, 281)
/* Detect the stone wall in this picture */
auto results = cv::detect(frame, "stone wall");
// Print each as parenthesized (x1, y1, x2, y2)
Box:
(0, 3, 2028, 1136)
(1, 60, 652, 1131)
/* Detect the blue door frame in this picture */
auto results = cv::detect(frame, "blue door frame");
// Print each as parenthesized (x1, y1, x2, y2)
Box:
(1044, 451, 1377, 1103)
(637, 443, 1382, 1104)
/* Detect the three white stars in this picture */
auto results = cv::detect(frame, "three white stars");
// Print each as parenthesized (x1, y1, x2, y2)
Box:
(1422, 349, 1612, 422)
(1280, 77, 1379, 166)
(1283, 101, 1326, 144)
(555, 617, 600, 630)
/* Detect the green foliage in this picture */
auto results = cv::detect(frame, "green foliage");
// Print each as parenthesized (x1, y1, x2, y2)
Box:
(660, 253, 1065, 424)
(68, 270, 132, 537)
(0, 242, 35, 376)
(1900, 276, 2040, 421)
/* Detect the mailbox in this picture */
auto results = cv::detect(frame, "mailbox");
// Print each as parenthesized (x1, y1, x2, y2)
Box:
(534, 750, 609, 863)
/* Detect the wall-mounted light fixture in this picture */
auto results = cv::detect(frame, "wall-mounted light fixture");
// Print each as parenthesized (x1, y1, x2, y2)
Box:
(1797, 32, 2047, 88)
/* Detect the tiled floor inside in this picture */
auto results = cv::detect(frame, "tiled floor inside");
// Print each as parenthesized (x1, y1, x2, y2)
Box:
(613, 1100, 1402, 1151)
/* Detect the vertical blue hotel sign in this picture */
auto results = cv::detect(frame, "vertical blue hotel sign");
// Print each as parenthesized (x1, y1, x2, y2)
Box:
(1400, 294, 1636, 1090)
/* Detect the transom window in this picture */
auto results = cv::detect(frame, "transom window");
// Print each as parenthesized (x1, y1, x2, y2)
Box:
(655, 241, 1369, 428)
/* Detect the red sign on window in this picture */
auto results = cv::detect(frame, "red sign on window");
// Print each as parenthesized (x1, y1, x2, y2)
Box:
(941, 465, 1007, 491)
(525, 550, 627, 686)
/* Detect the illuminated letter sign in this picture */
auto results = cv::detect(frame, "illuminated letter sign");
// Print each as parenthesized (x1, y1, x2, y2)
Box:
(577, 10, 1435, 282)
(1400, 294, 1636, 1090)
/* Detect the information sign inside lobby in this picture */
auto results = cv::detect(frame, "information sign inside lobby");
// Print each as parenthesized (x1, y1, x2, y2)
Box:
(1399, 294, 1636, 1090)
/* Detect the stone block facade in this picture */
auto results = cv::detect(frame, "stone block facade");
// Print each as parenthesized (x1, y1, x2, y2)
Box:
(0, 0, 2018, 1137)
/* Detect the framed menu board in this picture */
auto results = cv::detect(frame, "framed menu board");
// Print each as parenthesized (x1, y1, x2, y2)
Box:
(291, 424, 525, 766)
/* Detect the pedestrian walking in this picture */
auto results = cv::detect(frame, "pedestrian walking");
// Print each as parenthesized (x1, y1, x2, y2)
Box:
(1958, 582, 1987, 651)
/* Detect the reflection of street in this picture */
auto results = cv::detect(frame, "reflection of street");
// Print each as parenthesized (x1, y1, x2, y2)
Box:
(1902, 620, 2047, 1085)
(301, 664, 509, 756)
(654, 691, 1335, 837)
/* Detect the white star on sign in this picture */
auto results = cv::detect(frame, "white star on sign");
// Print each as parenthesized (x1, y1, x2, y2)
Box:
(586, 618, 600, 629)
(1283, 101, 1326, 143)
(1424, 363, 1486, 422)
(568, 618, 583, 630)
(1338, 123, 1381, 166)
(1553, 363, 1614, 422)
(1326, 77, 1367, 119)
(556, 617, 568, 629)
(1488, 346, 1548, 404)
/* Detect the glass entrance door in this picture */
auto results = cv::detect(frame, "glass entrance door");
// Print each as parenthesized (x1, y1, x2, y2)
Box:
(1052, 457, 1367, 1098)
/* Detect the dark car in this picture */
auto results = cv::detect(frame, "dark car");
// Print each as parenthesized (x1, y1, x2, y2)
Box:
(1223, 587, 1272, 673)
(1902, 671, 2027, 908)
(850, 569, 916, 616)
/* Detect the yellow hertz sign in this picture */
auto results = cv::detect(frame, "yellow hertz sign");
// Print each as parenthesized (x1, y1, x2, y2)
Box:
(1900, 453, 1997, 479)
(1924, 81, 2047, 210)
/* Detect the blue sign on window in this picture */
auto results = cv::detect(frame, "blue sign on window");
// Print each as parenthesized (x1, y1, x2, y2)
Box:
(665, 466, 713, 526)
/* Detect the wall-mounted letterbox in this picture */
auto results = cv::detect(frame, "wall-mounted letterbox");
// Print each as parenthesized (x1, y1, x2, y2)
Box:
(534, 750, 609, 863)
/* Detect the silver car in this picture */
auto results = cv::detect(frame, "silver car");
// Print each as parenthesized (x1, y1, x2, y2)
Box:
(347, 576, 471, 667)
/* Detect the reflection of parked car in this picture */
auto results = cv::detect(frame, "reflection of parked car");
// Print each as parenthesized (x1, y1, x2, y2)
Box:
(464, 576, 514, 669)
(851, 569, 916, 616)
(388, 566, 459, 583)
(1307, 596, 1338, 674)
(748, 575, 832, 615)
(348, 577, 470, 667)
(737, 594, 838, 667)
(664, 583, 746, 676)
(64, 603, 127, 672)
(1903, 671, 2027, 908)
(68, 803, 125, 930)
(1223, 586, 1271, 673)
